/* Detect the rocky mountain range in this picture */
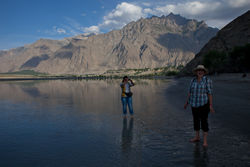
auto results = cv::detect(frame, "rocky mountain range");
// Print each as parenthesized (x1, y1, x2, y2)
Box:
(181, 10, 250, 75)
(0, 13, 218, 75)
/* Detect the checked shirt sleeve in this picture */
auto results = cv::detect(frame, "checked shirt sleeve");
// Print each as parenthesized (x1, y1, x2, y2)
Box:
(206, 78, 213, 95)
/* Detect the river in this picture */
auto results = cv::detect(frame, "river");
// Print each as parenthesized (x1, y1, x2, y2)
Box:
(0, 79, 249, 166)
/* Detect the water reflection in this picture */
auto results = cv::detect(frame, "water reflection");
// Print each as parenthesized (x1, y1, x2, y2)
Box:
(0, 79, 172, 166)
(193, 143, 209, 167)
(121, 117, 142, 167)
(121, 117, 134, 152)
(1, 79, 247, 166)
(0, 79, 171, 117)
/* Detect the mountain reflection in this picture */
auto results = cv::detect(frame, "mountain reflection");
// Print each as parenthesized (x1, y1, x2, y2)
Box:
(0, 79, 171, 116)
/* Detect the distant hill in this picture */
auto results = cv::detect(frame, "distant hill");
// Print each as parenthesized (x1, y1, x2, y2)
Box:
(181, 10, 250, 75)
(0, 13, 218, 75)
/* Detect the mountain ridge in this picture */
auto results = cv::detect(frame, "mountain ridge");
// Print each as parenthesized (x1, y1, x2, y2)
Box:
(0, 13, 218, 75)
(181, 10, 250, 75)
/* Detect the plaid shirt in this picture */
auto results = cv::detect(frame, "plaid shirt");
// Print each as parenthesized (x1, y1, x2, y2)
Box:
(188, 76, 212, 108)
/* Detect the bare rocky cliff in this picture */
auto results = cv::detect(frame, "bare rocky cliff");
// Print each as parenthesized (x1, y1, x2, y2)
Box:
(0, 13, 218, 75)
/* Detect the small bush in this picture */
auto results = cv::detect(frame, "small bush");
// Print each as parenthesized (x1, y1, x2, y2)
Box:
(166, 70, 179, 76)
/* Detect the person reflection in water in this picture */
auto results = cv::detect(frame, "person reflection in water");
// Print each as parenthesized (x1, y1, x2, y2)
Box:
(120, 76, 135, 117)
(193, 143, 209, 167)
(121, 117, 134, 152)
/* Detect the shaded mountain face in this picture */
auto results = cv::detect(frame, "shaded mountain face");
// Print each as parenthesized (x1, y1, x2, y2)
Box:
(0, 14, 218, 75)
(181, 10, 250, 75)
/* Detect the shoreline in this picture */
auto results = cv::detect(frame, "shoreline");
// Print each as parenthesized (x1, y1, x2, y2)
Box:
(0, 75, 176, 81)
(0, 72, 249, 81)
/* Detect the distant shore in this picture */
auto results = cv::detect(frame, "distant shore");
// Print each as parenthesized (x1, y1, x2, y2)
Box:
(0, 67, 181, 81)
(0, 74, 73, 81)
(0, 72, 249, 81)
(0, 74, 177, 81)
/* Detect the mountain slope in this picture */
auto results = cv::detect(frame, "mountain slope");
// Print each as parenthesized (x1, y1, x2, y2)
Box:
(0, 13, 218, 75)
(181, 10, 250, 75)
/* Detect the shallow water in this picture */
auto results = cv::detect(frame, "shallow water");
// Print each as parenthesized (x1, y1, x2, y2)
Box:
(0, 79, 249, 167)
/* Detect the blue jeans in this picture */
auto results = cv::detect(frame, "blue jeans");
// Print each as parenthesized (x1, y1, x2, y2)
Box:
(121, 97, 133, 115)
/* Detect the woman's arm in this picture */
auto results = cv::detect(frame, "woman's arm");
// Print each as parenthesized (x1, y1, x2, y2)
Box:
(184, 93, 190, 109)
(184, 78, 194, 109)
(129, 79, 135, 86)
(207, 78, 214, 113)
(208, 94, 215, 113)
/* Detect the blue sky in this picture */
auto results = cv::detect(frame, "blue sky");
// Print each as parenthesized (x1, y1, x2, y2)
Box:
(1, 0, 250, 50)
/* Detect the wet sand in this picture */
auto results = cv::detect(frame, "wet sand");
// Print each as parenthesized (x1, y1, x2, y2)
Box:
(165, 73, 250, 166)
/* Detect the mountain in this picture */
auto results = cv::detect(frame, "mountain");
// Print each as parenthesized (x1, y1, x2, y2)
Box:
(181, 10, 250, 75)
(0, 13, 218, 75)
(0, 39, 69, 73)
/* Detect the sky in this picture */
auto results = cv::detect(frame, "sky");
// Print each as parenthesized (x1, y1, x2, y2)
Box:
(1, 0, 250, 50)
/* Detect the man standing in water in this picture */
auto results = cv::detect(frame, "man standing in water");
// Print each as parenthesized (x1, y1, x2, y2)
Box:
(120, 76, 135, 117)
(184, 65, 215, 147)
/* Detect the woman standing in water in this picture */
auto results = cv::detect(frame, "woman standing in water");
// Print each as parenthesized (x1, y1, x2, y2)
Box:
(184, 65, 215, 147)
(120, 76, 135, 117)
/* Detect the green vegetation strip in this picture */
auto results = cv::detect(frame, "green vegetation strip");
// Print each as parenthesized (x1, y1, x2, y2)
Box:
(0, 66, 184, 80)
(203, 43, 250, 73)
